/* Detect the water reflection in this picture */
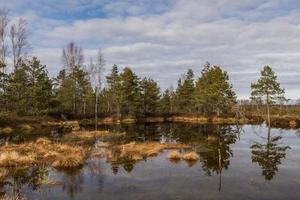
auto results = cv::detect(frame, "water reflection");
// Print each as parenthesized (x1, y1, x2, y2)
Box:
(0, 124, 297, 199)
(251, 127, 290, 181)
(0, 166, 49, 199)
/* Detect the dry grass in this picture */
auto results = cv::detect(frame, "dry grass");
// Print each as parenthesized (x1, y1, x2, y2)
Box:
(0, 138, 87, 168)
(145, 117, 165, 123)
(207, 135, 219, 142)
(0, 127, 13, 134)
(0, 168, 8, 180)
(19, 124, 33, 131)
(168, 116, 209, 124)
(45, 121, 80, 131)
(289, 120, 297, 128)
(167, 150, 181, 160)
(99, 142, 189, 162)
(64, 131, 125, 143)
(211, 117, 236, 124)
(182, 152, 199, 161)
(0, 151, 36, 167)
(120, 118, 136, 124)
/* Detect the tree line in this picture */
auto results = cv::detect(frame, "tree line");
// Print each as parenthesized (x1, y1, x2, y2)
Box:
(0, 8, 287, 121)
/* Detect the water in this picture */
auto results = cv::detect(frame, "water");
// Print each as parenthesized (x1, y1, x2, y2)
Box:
(1, 123, 300, 200)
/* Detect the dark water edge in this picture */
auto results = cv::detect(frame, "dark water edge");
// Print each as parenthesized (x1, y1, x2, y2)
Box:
(1, 123, 300, 200)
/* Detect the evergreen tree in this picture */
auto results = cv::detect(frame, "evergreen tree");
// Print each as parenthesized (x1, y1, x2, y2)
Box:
(26, 57, 52, 114)
(140, 77, 160, 115)
(120, 67, 142, 117)
(194, 63, 236, 116)
(106, 64, 122, 118)
(251, 66, 285, 126)
(160, 88, 173, 114)
(6, 57, 52, 114)
(55, 66, 93, 115)
(175, 69, 195, 112)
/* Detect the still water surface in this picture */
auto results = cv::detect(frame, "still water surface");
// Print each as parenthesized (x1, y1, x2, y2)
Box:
(1, 123, 300, 200)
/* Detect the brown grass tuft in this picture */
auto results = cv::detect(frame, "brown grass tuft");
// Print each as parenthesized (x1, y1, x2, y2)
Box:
(0, 168, 8, 180)
(0, 139, 87, 168)
(19, 124, 33, 131)
(167, 150, 181, 160)
(182, 151, 199, 161)
(101, 142, 189, 162)
(0, 127, 13, 134)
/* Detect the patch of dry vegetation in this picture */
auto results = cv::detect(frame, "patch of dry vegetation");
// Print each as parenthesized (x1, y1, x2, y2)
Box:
(18, 124, 33, 131)
(95, 142, 189, 162)
(44, 121, 80, 131)
(168, 116, 209, 124)
(0, 127, 13, 134)
(0, 168, 8, 180)
(182, 151, 199, 161)
(0, 138, 88, 168)
(167, 150, 181, 160)
(63, 131, 125, 144)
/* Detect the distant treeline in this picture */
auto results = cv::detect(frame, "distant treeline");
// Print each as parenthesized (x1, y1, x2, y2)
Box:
(0, 41, 295, 119)
(0, 8, 295, 119)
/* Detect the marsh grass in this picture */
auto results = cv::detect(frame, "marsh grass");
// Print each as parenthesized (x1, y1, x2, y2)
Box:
(96, 142, 189, 162)
(0, 168, 8, 180)
(0, 138, 88, 168)
(18, 124, 33, 131)
(0, 127, 13, 134)
(182, 152, 199, 161)
(167, 150, 181, 162)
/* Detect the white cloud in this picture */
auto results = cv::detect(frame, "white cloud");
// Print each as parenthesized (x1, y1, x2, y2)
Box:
(2, 0, 300, 99)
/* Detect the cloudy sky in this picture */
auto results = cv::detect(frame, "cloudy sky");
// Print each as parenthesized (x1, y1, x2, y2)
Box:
(2, 0, 300, 99)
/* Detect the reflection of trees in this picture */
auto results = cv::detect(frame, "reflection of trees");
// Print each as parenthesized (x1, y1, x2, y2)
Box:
(57, 168, 84, 198)
(0, 166, 49, 199)
(251, 127, 290, 181)
(200, 126, 239, 191)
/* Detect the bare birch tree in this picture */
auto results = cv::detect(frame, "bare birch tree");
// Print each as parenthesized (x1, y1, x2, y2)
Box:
(61, 42, 84, 113)
(10, 18, 29, 68)
(90, 49, 105, 130)
(0, 8, 9, 71)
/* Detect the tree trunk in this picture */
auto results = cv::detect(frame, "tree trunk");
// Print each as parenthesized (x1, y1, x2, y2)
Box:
(95, 87, 98, 131)
(266, 94, 271, 128)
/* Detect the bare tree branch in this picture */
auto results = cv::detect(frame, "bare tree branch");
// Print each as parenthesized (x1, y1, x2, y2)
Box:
(10, 18, 30, 68)
(0, 7, 9, 68)
(62, 41, 84, 72)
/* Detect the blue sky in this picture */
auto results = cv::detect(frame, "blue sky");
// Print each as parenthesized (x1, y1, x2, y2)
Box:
(2, 0, 300, 99)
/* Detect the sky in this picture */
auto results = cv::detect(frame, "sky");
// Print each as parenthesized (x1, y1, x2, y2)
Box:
(1, 0, 300, 99)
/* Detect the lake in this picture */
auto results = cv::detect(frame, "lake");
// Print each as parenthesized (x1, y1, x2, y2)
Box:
(1, 123, 300, 200)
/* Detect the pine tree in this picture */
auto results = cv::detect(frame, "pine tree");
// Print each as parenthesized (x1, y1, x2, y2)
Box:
(120, 67, 142, 117)
(175, 69, 195, 113)
(6, 57, 52, 114)
(251, 66, 285, 126)
(106, 64, 123, 118)
(194, 63, 236, 116)
(160, 88, 173, 114)
(140, 77, 160, 115)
